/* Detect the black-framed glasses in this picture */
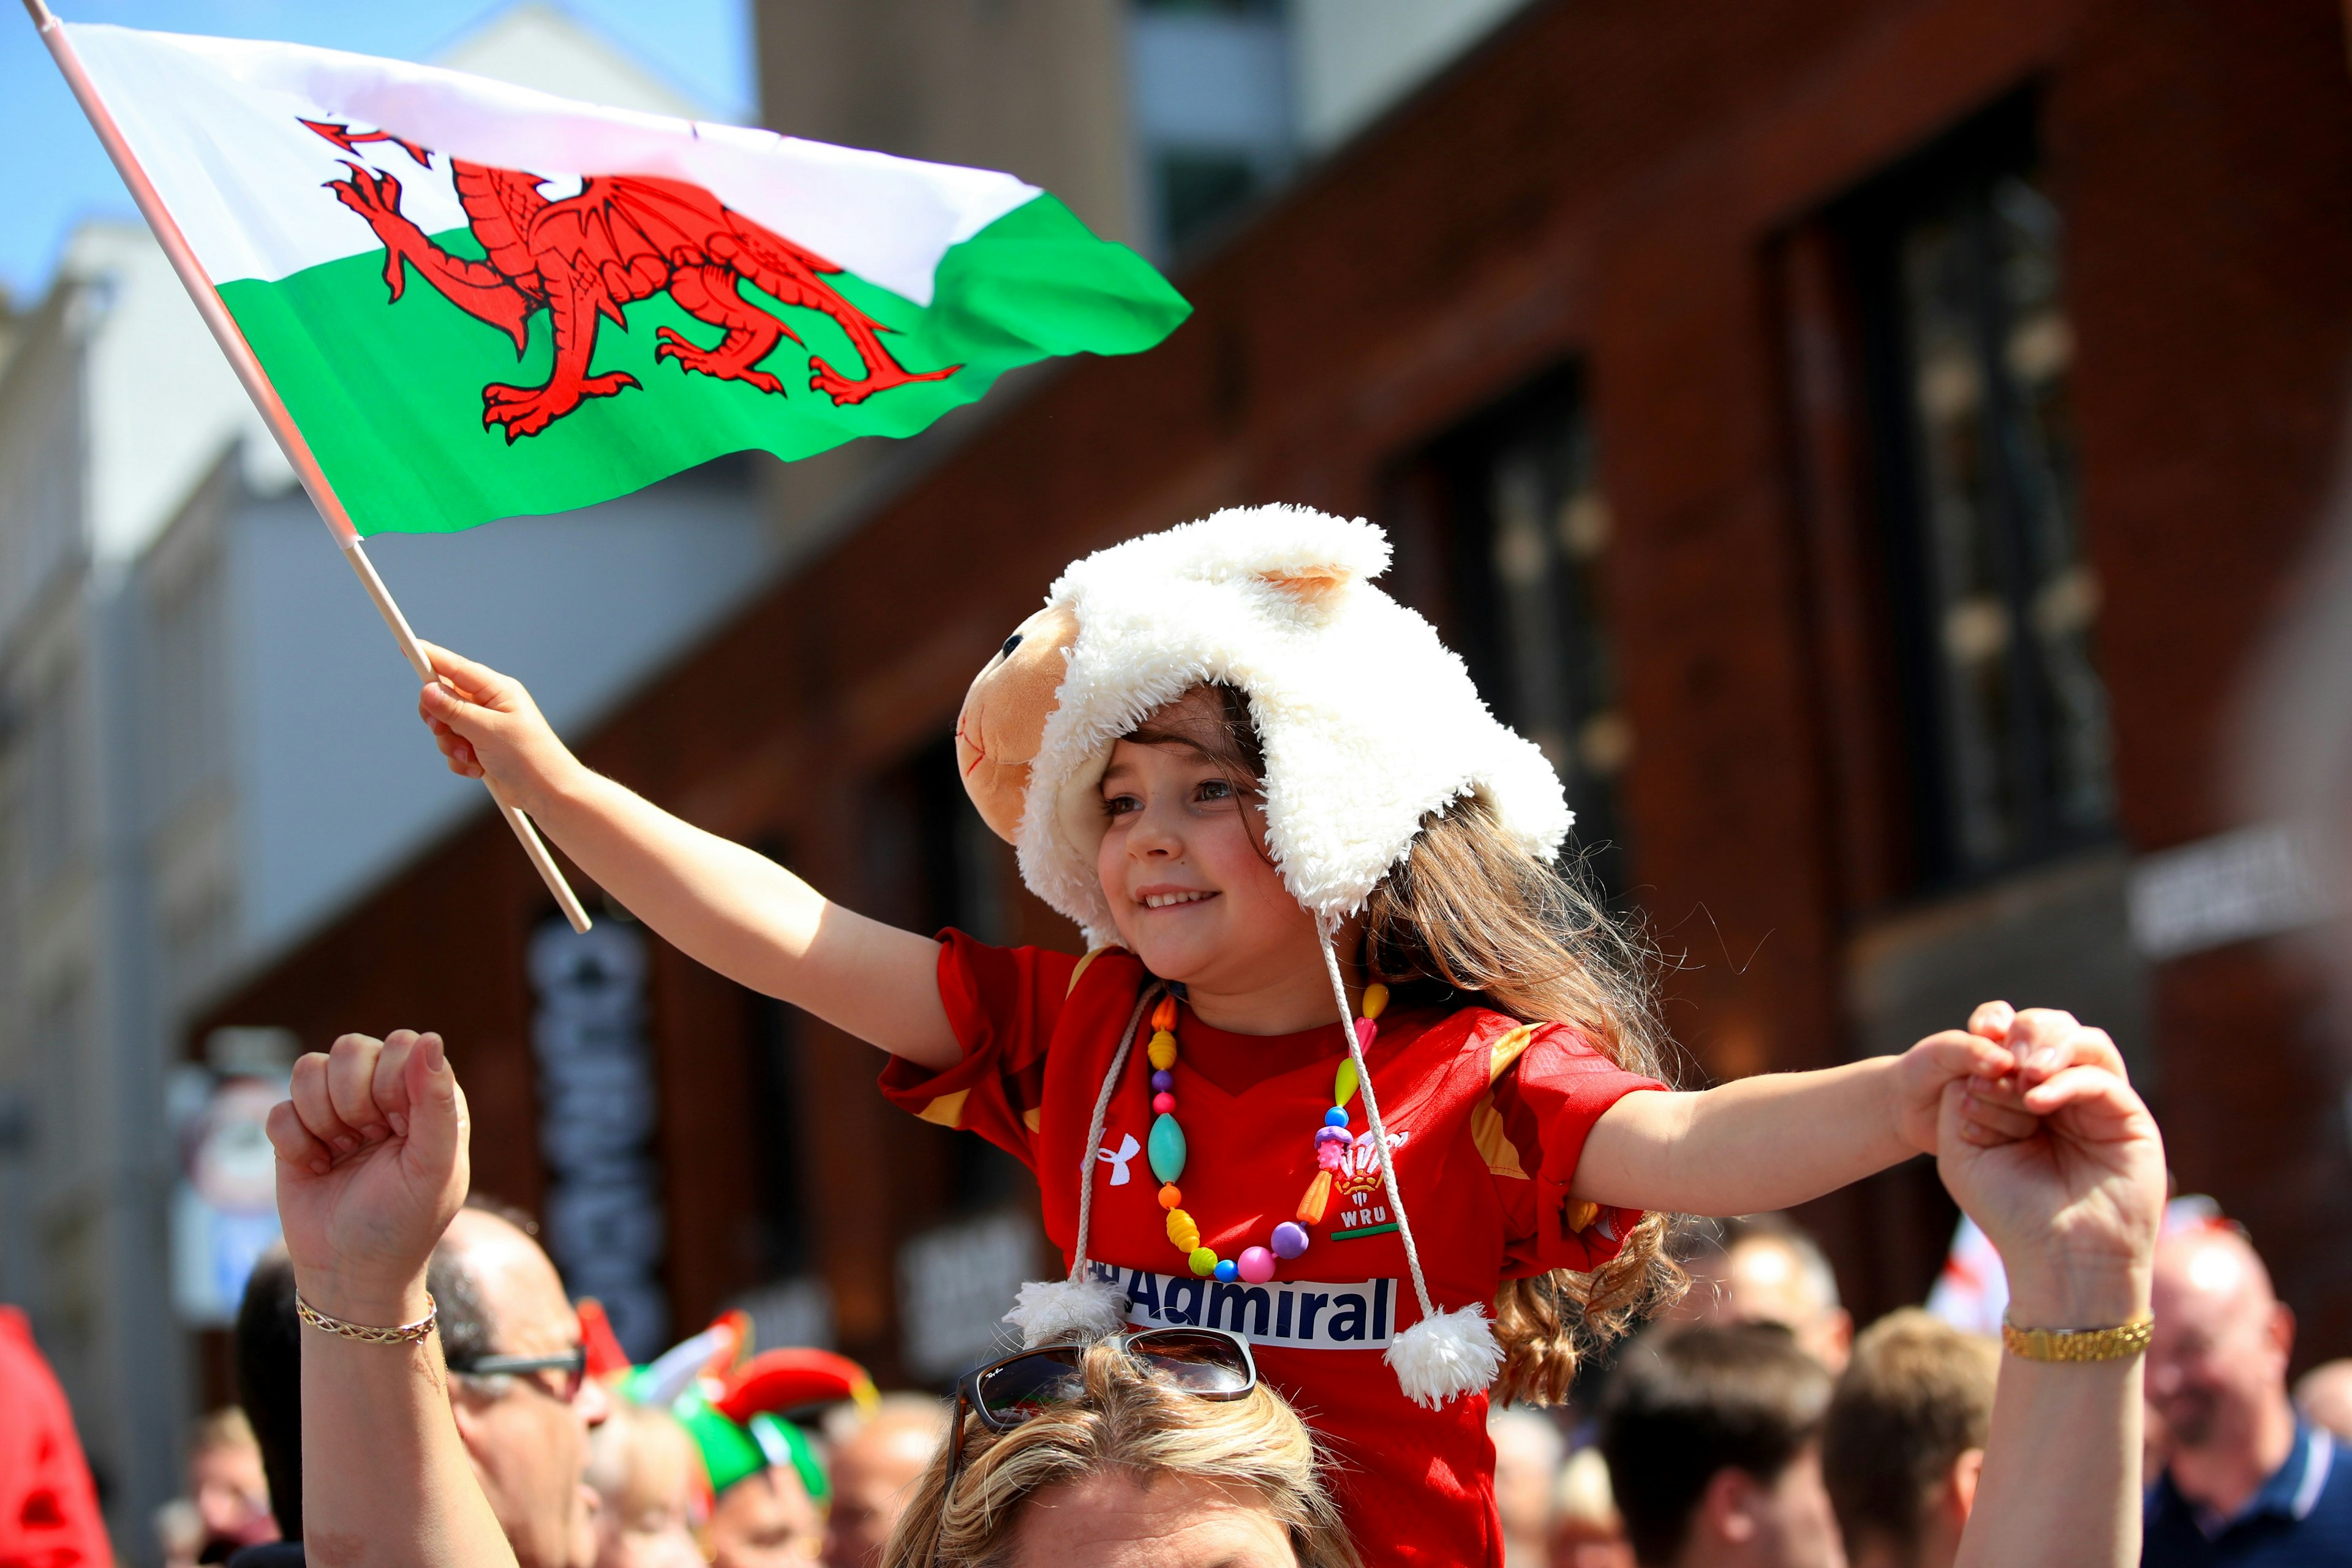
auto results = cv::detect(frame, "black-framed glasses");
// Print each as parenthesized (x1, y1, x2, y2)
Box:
(932, 1329, 1256, 1562)
(446, 1344, 589, 1403)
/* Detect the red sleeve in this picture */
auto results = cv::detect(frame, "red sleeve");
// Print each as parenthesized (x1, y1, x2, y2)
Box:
(876, 930, 1078, 1172)
(1480, 1023, 1664, 1278)
(0, 1306, 113, 1567)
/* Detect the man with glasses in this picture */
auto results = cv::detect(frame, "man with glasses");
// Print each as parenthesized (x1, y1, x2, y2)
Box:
(430, 1202, 613, 1568)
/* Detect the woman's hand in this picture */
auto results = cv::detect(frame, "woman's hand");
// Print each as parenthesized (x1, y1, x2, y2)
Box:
(416, 643, 581, 813)
(1936, 1009, 2165, 1328)
(265, 1030, 470, 1327)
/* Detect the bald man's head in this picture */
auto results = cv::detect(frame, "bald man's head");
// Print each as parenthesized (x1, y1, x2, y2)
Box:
(2149, 1227, 2295, 1453)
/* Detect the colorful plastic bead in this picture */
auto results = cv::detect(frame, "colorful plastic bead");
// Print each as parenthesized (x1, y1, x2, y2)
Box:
(1147, 1032, 1178, 1071)
(1333, 1057, 1359, 1108)
(1237, 1246, 1277, 1283)
(1362, 982, 1389, 1020)
(1152, 997, 1179, 1033)
(1324, 1107, 1349, 1128)
(1213, 1259, 1238, 1283)
(1158, 1183, 1182, 1210)
(1296, 1170, 1333, 1224)
(1151, 1069, 1174, 1093)
(1166, 1208, 1200, 1251)
(1189, 1247, 1219, 1278)
(1148, 1112, 1186, 1183)
(1152, 1092, 1175, 1115)
(1271, 1223, 1310, 1259)
(1354, 1016, 1378, 1051)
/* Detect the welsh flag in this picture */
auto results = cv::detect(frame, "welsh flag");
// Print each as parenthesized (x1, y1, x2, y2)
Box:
(61, 24, 1191, 535)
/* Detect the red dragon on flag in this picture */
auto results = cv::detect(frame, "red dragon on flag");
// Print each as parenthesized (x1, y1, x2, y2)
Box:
(304, 119, 960, 440)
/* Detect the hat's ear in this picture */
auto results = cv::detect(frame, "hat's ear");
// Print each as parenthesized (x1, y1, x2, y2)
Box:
(1260, 563, 1354, 611)
(956, 603, 1078, 843)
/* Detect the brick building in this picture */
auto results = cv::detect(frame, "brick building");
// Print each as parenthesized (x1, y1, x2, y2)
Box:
(198, 0, 2352, 1383)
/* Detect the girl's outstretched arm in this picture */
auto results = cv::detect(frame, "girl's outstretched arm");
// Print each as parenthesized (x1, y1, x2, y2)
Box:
(1570, 1006, 2113, 1215)
(417, 644, 959, 1069)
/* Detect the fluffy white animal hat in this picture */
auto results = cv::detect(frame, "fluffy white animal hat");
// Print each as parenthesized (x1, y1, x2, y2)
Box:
(955, 505, 1573, 1406)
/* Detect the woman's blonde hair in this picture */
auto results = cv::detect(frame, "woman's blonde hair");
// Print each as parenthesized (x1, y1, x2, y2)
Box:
(880, 1342, 1359, 1568)
(1139, 686, 1687, 1406)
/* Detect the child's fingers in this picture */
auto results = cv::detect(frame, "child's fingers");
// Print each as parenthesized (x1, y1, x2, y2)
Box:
(266, 1097, 333, 1176)
(417, 641, 516, 711)
(2004, 1008, 2083, 1079)
(1967, 1000, 2017, 1040)
(289, 1050, 363, 1156)
(1914, 1028, 2016, 1081)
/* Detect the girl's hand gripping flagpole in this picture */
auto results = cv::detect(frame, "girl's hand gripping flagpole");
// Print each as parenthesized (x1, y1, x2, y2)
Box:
(23, 0, 592, 933)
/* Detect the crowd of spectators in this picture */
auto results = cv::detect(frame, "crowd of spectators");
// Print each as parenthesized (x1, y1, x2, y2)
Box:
(11, 1011, 2352, 1566)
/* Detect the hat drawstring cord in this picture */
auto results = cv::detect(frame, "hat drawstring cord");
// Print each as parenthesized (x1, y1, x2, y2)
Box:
(1068, 984, 1158, 1283)
(1317, 925, 1438, 1328)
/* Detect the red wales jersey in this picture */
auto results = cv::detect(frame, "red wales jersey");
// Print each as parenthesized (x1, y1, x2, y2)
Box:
(880, 934, 1665, 1568)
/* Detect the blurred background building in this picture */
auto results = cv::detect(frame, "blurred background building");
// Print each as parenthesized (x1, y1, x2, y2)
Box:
(9, 0, 2352, 1558)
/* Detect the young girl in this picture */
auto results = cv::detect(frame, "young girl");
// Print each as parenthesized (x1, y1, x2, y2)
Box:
(417, 507, 2031, 1566)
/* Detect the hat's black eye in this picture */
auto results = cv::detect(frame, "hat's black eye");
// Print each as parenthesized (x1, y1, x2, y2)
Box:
(1000, 633, 1023, 659)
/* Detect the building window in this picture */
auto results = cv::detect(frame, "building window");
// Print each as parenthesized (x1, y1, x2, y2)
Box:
(867, 734, 1023, 1212)
(1848, 98, 2113, 884)
(1128, 0, 1294, 258)
(1408, 367, 1630, 898)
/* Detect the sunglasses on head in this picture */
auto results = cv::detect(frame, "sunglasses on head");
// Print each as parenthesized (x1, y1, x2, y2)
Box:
(930, 1328, 1257, 1561)
(445, 1344, 589, 1403)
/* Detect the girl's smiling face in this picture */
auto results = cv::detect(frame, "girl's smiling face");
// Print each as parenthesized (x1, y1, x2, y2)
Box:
(1094, 689, 1328, 1019)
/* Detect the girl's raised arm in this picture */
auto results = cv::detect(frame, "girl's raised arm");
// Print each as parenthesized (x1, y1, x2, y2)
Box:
(417, 644, 960, 1071)
(1570, 1006, 2114, 1216)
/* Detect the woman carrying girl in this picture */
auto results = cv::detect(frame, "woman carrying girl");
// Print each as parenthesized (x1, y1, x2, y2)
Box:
(396, 507, 2125, 1564)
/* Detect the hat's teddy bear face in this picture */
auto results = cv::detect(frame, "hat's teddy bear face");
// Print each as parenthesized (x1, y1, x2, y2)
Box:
(954, 603, 1078, 842)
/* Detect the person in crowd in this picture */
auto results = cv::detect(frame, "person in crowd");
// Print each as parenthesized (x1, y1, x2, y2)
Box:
(428, 1199, 616, 1568)
(1599, 1321, 1845, 1568)
(227, 1253, 304, 1567)
(1819, 1309, 1998, 1568)
(1678, 1215, 1855, 1374)
(821, 1395, 949, 1568)
(2143, 1221, 2352, 1562)
(181, 1407, 279, 1561)
(0, 1302, 112, 1567)
(581, 1403, 705, 1568)
(707, 1459, 822, 1568)
(1554, 1447, 1634, 1568)
(1491, 1407, 1567, 1568)
(413, 510, 2090, 1565)
(880, 1333, 1357, 1567)
(2294, 1360, 2352, 1445)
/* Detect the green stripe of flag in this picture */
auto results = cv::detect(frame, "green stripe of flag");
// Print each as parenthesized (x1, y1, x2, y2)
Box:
(220, 194, 1188, 535)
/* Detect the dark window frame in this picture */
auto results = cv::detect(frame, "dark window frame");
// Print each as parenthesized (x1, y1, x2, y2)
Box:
(1835, 89, 2114, 891)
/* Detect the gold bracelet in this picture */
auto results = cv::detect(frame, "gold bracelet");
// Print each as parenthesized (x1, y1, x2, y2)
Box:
(2001, 1314, 2153, 1362)
(296, 1292, 439, 1346)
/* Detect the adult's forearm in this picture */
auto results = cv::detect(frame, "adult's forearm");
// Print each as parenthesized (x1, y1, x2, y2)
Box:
(1576, 1060, 1912, 1213)
(296, 1276, 516, 1568)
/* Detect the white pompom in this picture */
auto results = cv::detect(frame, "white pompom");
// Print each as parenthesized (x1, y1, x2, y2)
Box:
(1385, 1303, 1502, 1409)
(1003, 1276, 1129, 1348)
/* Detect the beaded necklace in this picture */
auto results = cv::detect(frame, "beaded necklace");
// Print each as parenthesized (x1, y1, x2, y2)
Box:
(1145, 982, 1392, 1284)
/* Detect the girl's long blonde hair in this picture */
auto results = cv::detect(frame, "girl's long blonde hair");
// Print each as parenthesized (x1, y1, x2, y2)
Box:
(1147, 685, 1686, 1406)
(881, 1341, 1360, 1568)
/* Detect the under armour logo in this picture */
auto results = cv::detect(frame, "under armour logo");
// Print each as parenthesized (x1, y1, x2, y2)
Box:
(1096, 1133, 1140, 1186)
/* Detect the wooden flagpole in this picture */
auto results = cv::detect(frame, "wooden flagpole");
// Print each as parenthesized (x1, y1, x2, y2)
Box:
(24, 0, 592, 933)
